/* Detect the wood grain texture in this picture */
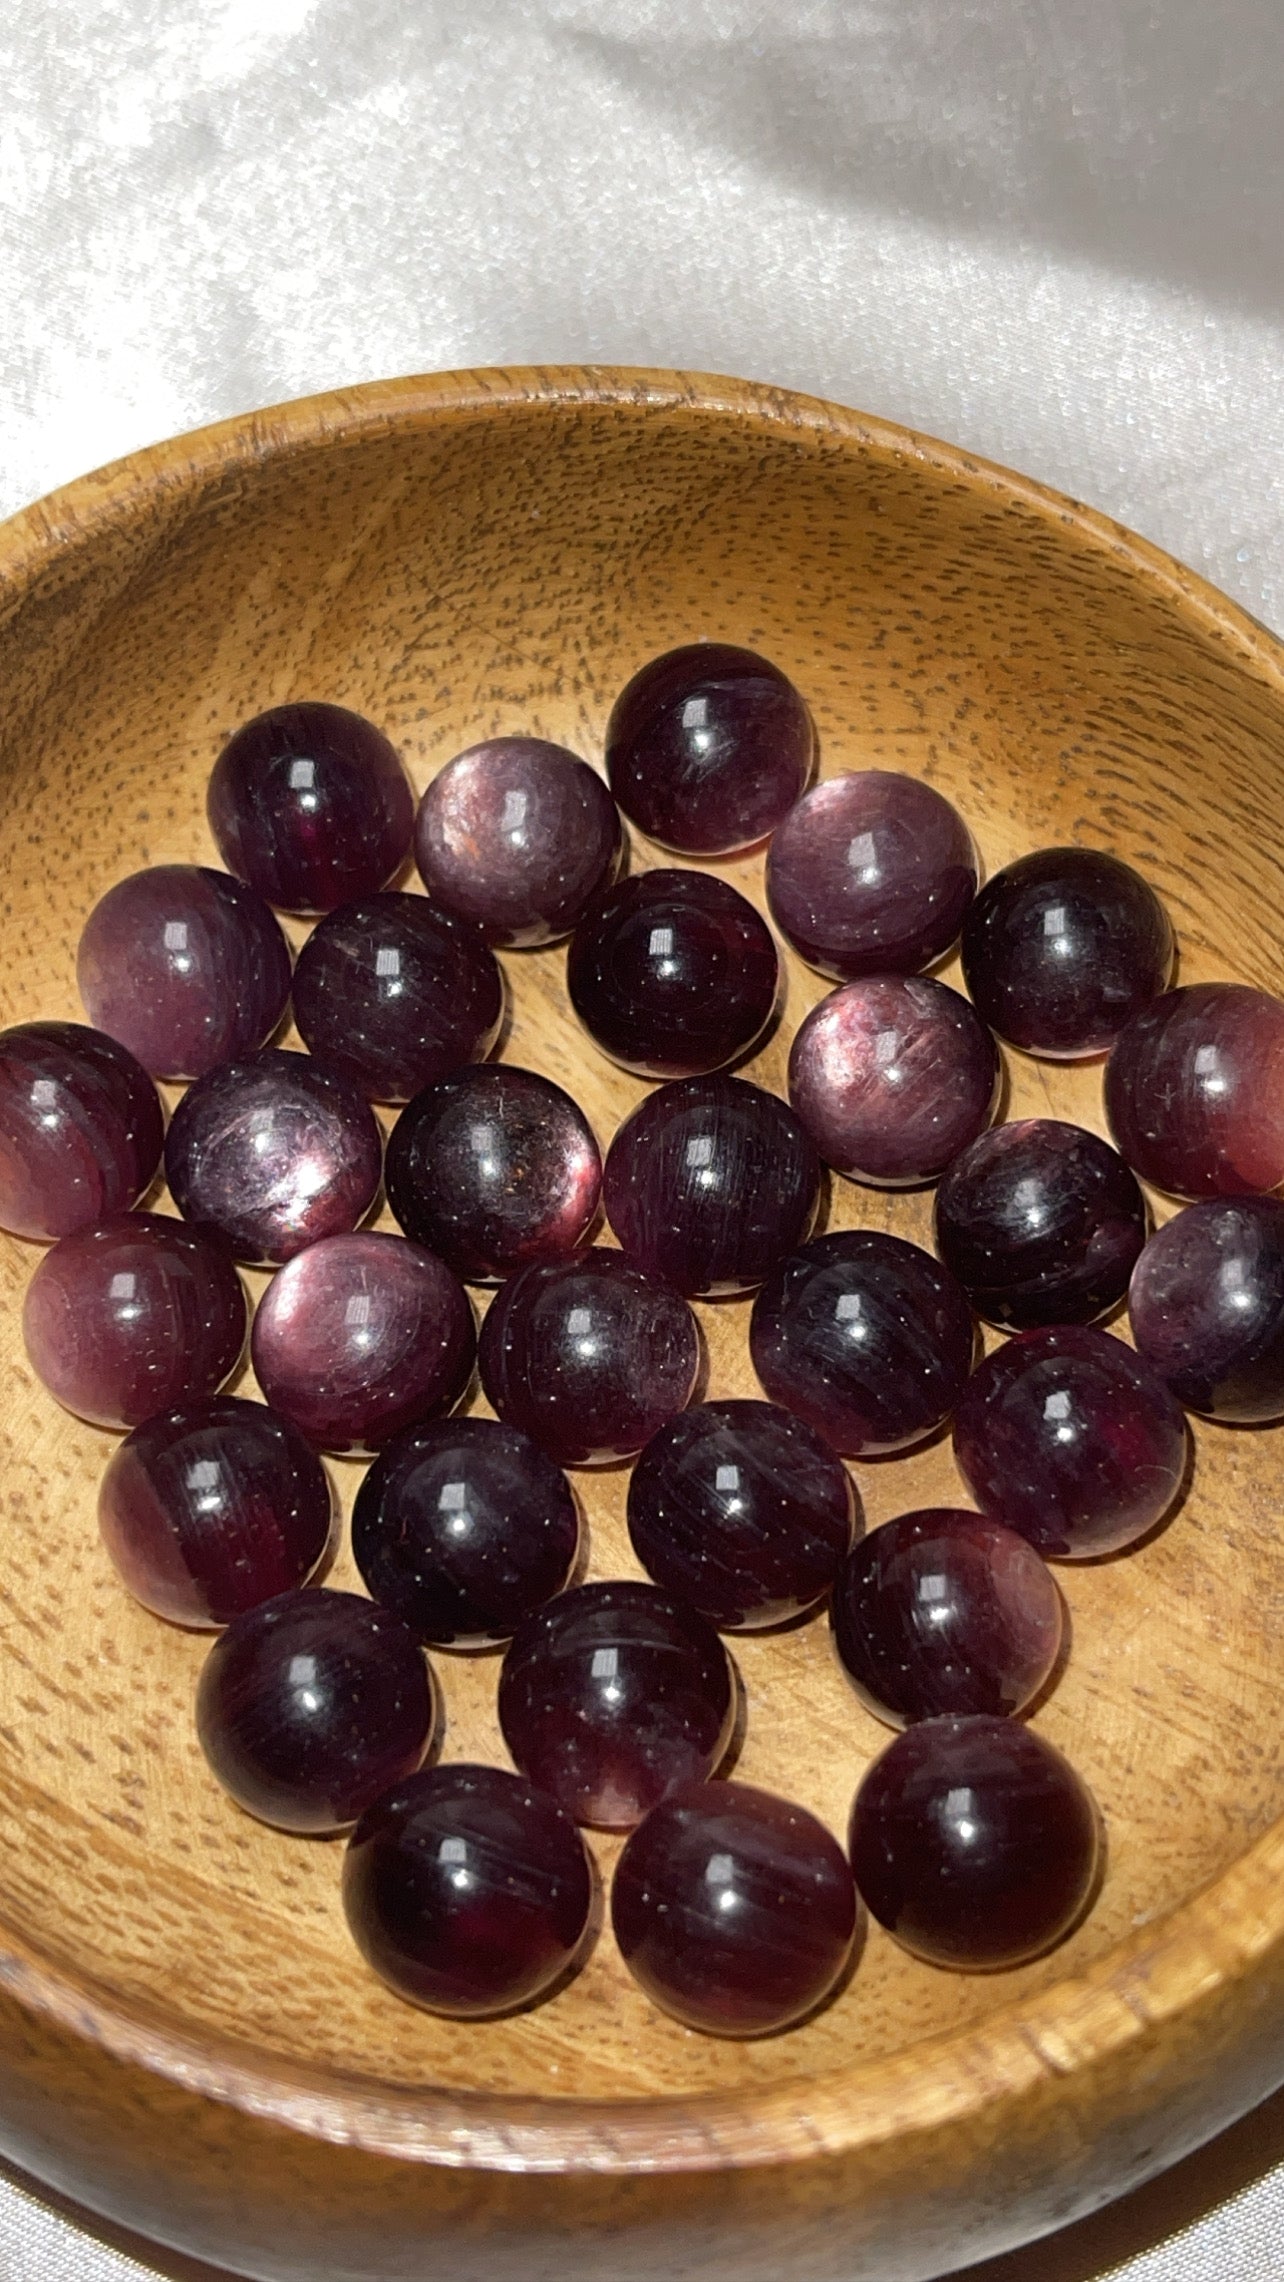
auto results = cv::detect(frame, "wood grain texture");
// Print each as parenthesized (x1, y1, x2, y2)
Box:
(2, 366, 1284, 2280)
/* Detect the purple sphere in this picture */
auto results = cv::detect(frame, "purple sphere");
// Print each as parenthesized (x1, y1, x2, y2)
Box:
(478, 1247, 700, 1466)
(385, 1066, 601, 1284)
(1129, 1197, 1284, 1422)
(352, 1415, 581, 1646)
(0, 1021, 163, 1242)
(414, 738, 623, 947)
(207, 701, 415, 915)
(849, 1715, 1100, 1968)
(76, 865, 292, 1082)
(497, 1581, 734, 1830)
(196, 1589, 437, 1834)
(934, 1118, 1147, 1330)
(99, 1396, 334, 1627)
(603, 1076, 820, 1297)
(291, 893, 504, 1104)
(766, 772, 977, 981)
(612, 1779, 856, 2037)
(250, 1231, 475, 1455)
(831, 1510, 1063, 1728)
(953, 1325, 1188, 1559)
(567, 869, 779, 1079)
(628, 1399, 858, 1630)
(961, 847, 1174, 1059)
(788, 975, 1000, 1186)
(343, 1763, 594, 2016)
(1105, 983, 1284, 1199)
(605, 643, 812, 856)
(164, 1049, 383, 1266)
(23, 1212, 246, 1430)
(750, 1231, 975, 1458)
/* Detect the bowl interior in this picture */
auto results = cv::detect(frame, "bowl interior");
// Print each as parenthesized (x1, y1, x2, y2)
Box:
(2, 373, 1284, 2127)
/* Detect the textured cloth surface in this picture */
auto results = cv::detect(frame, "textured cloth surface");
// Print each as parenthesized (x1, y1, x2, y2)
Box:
(2, 2, 1284, 2278)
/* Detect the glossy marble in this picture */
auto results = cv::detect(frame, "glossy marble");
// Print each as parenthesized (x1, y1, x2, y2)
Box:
(385, 1065, 601, 1284)
(414, 737, 623, 946)
(612, 1778, 857, 2036)
(478, 1247, 700, 1466)
(849, 1714, 1100, 1968)
(76, 864, 292, 1081)
(352, 1415, 580, 1646)
(0, 1020, 163, 1242)
(934, 1118, 1147, 1329)
(22, 1212, 246, 1431)
(750, 1231, 976, 1457)
(250, 1231, 475, 1455)
(1105, 983, 1284, 1198)
(788, 975, 1000, 1186)
(207, 700, 415, 915)
(195, 1588, 437, 1834)
(954, 1324, 1188, 1558)
(627, 1399, 858, 1630)
(98, 1395, 334, 1627)
(164, 1048, 383, 1266)
(830, 1509, 1063, 1727)
(766, 771, 976, 980)
(567, 868, 779, 1079)
(1129, 1197, 1284, 1422)
(291, 892, 504, 1103)
(961, 846, 1174, 1059)
(343, 1763, 594, 2016)
(604, 643, 812, 855)
(602, 1075, 819, 1296)
(497, 1580, 734, 1829)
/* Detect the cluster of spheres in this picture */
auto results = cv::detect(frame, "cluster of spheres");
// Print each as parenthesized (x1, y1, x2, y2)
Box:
(5, 640, 1282, 2040)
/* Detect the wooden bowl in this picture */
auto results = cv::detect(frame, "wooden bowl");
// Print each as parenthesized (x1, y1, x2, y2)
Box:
(3, 367, 1284, 2282)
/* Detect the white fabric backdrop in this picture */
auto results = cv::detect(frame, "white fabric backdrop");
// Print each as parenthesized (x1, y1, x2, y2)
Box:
(2, 2, 1283, 2276)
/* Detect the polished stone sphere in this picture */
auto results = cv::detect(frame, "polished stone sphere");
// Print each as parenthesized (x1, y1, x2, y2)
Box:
(208, 700, 415, 914)
(164, 1048, 383, 1266)
(1128, 1196, 1284, 1422)
(602, 1075, 819, 1296)
(766, 771, 976, 980)
(961, 847, 1173, 1058)
(1105, 983, 1284, 1198)
(414, 737, 623, 946)
(934, 1117, 1147, 1329)
(385, 1065, 601, 1284)
(76, 864, 292, 1082)
(788, 975, 1000, 1186)
(291, 892, 504, 1103)
(0, 1021, 163, 1242)
(605, 643, 812, 855)
(567, 868, 779, 1079)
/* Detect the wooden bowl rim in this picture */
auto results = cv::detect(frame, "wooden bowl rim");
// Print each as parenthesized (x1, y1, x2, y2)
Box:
(3, 363, 1284, 2179)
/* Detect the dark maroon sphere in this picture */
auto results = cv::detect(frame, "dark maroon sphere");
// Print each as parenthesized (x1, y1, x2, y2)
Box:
(196, 1589, 437, 1834)
(605, 643, 812, 857)
(750, 1231, 975, 1458)
(414, 737, 623, 947)
(1105, 983, 1284, 1199)
(627, 1400, 858, 1630)
(385, 1066, 601, 1284)
(934, 1118, 1147, 1330)
(22, 1212, 245, 1430)
(961, 846, 1174, 1059)
(497, 1581, 734, 1830)
(612, 1779, 856, 2036)
(831, 1510, 1063, 1728)
(164, 1049, 383, 1267)
(1129, 1197, 1284, 1422)
(478, 1248, 700, 1466)
(953, 1325, 1188, 1559)
(76, 865, 292, 1082)
(766, 772, 976, 981)
(788, 975, 1000, 1186)
(250, 1231, 475, 1455)
(291, 893, 504, 1103)
(98, 1396, 334, 1627)
(0, 1021, 163, 1242)
(603, 1076, 820, 1297)
(567, 869, 779, 1079)
(849, 1714, 1100, 1968)
(207, 700, 415, 915)
(352, 1415, 581, 1646)
(343, 1763, 594, 2016)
